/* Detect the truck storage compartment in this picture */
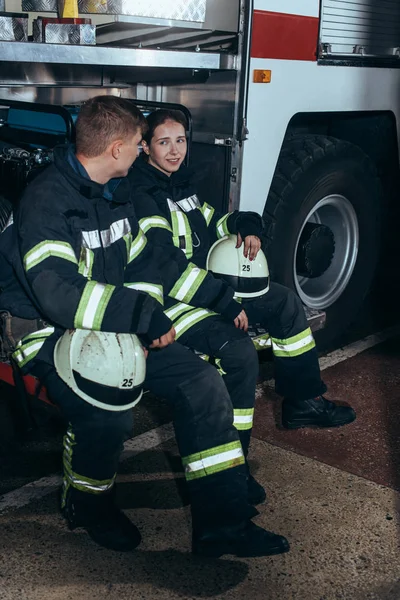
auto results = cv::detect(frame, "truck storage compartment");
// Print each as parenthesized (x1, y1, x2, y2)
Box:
(320, 0, 400, 59)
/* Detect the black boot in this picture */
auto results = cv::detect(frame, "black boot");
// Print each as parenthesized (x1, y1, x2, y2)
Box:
(62, 486, 141, 552)
(282, 396, 356, 430)
(247, 474, 267, 506)
(192, 520, 290, 558)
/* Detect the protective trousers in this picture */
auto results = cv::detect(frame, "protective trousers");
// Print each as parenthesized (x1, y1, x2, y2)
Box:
(145, 341, 254, 532)
(179, 317, 259, 458)
(242, 282, 327, 401)
(31, 364, 133, 515)
(33, 340, 254, 534)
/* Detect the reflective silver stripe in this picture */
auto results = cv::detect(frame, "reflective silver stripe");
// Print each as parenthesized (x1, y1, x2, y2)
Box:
(125, 282, 163, 304)
(78, 247, 94, 279)
(139, 216, 172, 234)
(128, 230, 147, 263)
(101, 218, 131, 248)
(82, 218, 131, 249)
(3, 212, 13, 231)
(24, 241, 78, 271)
(82, 229, 101, 249)
(167, 199, 180, 213)
(175, 194, 201, 212)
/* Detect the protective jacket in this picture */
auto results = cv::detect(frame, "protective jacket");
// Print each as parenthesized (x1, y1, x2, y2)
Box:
(129, 160, 264, 338)
(9, 145, 172, 373)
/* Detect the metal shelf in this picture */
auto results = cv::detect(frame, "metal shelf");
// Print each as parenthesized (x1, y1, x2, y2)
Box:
(0, 40, 235, 70)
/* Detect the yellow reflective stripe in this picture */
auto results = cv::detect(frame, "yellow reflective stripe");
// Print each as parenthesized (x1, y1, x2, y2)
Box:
(63, 427, 116, 495)
(124, 232, 132, 261)
(234, 408, 254, 431)
(164, 301, 193, 321)
(139, 216, 172, 234)
(173, 307, 215, 339)
(272, 327, 316, 358)
(125, 282, 163, 305)
(78, 247, 94, 279)
(182, 441, 244, 481)
(170, 210, 193, 258)
(13, 328, 55, 367)
(128, 229, 147, 263)
(200, 202, 215, 226)
(24, 241, 78, 271)
(169, 263, 207, 303)
(74, 281, 115, 330)
(216, 213, 233, 239)
(251, 333, 271, 351)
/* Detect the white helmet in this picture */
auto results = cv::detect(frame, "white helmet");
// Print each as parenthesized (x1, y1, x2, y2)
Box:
(207, 234, 270, 299)
(54, 329, 146, 412)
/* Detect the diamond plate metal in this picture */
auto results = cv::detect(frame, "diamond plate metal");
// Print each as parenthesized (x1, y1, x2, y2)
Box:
(22, 0, 58, 10)
(43, 23, 96, 44)
(79, 0, 206, 22)
(0, 16, 28, 42)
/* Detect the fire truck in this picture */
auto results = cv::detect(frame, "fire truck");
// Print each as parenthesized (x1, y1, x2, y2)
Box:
(0, 0, 399, 353)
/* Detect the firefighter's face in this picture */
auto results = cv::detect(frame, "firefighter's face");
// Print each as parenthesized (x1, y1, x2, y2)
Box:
(145, 120, 187, 176)
(113, 130, 143, 177)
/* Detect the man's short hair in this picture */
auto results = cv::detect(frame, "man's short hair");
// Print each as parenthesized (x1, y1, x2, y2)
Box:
(76, 96, 148, 157)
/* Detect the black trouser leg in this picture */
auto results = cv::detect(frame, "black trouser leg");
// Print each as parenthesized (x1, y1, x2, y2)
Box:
(31, 364, 133, 522)
(242, 283, 326, 401)
(180, 318, 259, 456)
(145, 342, 253, 531)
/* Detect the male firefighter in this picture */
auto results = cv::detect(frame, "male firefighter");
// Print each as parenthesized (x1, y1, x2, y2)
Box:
(8, 96, 289, 558)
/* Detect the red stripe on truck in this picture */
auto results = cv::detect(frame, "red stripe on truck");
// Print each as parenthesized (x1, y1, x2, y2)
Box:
(251, 10, 319, 61)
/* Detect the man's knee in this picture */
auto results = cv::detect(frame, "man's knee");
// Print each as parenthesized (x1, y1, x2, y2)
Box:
(72, 406, 133, 446)
(219, 335, 258, 377)
(176, 366, 233, 425)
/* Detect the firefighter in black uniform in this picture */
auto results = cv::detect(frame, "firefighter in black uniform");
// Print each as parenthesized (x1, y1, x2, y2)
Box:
(129, 109, 356, 430)
(6, 96, 289, 558)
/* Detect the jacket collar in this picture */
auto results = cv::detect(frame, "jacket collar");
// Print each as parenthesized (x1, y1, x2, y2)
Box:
(53, 144, 129, 204)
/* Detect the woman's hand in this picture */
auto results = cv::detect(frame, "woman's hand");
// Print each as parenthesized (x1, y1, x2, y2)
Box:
(236, 233, 261, 261)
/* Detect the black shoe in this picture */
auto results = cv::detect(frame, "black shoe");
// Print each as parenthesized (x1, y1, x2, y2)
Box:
(282, 396, 356, 430)
(192, 521, 290, 558)
(248, 474, 267, 506)
(86, 508, 142, 552)
(63, 487, 141, 552)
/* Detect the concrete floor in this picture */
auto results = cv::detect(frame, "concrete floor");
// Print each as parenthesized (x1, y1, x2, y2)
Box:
(1, 338, 400, 599)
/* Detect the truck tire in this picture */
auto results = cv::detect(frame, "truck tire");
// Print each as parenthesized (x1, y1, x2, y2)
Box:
(262, 134, 382, 349)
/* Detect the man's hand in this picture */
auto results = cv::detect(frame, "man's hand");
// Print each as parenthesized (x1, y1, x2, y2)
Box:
(149, 326, 176, 349)
(236, 233, 261, 261)
(234, 310, 248, 332)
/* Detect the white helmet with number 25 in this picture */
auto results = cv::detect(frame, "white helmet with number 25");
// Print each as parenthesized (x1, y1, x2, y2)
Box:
(207, 234, 270, 299)
(54, 329, 146, 411)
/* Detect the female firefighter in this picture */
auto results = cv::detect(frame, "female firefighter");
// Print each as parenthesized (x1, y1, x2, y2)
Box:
(129, 109, 356, 431)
